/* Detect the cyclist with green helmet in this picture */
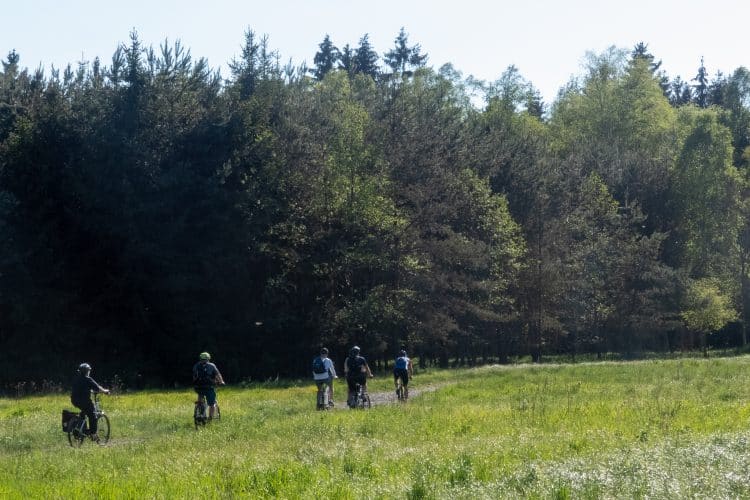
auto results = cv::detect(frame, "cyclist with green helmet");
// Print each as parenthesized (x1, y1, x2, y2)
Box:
(192, 352, 225, 419)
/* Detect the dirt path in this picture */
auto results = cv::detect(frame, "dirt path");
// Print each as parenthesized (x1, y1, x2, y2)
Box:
(329, 382, 447, 409)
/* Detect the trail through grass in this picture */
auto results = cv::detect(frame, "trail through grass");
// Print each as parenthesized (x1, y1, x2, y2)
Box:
(2, 357, 750, 498)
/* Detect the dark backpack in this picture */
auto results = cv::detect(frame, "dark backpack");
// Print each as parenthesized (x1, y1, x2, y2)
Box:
(195, 363, 214, 386)
(347, 356, 365, 377)
(312, 357, 327, 375)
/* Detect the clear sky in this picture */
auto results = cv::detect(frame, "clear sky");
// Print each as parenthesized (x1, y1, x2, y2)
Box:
(3, 0, 749, 104)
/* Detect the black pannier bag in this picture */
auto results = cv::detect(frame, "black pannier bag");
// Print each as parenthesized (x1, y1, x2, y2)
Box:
(61, 409, 78, 432)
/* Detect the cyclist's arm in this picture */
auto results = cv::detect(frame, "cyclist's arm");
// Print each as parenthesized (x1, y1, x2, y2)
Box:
(408, 360, 414, 377)
(327, 359, 338, 378)
(364, 363, 374, 378)
(215, 371, 225, 385)
(88, 377, 110, 394)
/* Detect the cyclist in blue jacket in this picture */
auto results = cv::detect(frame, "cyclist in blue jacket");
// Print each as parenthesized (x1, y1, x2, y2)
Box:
(393, 350, 414, 399)
(312, 347, 338, 406)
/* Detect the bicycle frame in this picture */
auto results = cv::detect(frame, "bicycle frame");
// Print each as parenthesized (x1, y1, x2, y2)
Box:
(194, 389, 220, 428)
(67, 392, 109, 446)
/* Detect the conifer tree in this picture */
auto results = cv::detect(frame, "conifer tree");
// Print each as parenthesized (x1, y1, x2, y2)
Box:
(354, 34, 379, 79)
(692, 57, 710, 108)
(312, 34, 339, 80)
(383, 27, 427, 76)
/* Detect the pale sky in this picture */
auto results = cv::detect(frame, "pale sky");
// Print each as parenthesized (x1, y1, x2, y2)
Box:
(3, 0, 749, 104)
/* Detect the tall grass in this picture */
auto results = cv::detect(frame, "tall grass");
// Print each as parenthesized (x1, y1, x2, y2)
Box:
(2, 357, 750, 498)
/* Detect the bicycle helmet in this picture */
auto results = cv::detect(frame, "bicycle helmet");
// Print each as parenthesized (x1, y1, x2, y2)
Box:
(350, 346, 360, 356)
(199, 352, 211, 361)
(78, 363, 92, 373)
(399, 350, 407, 357)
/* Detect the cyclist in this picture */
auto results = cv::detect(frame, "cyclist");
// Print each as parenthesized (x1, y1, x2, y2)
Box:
(312, 347, 338, 407)
(393, 350, 414, 399)
(344, 346, 373, 407)
(192, 352, 225, 419)
(70, 363, 110, 442)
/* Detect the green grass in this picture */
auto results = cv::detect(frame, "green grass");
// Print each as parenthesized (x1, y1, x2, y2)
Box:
(2, 357, 750, 498)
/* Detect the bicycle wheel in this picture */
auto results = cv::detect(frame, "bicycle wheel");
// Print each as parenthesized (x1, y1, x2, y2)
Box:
(67, 418, 85, 447)
(362, 392, 371, 409)
(96, 414, 110, 444)
(194, 402, 205, 428)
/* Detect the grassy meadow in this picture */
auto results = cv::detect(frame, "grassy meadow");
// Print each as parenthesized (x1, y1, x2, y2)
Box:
(2, 356, 750, 498)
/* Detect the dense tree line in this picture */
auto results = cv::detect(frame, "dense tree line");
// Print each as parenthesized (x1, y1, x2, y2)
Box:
(1, 29, 749, 388)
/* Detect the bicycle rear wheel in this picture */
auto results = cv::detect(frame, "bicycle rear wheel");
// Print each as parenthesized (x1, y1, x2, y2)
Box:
(96, 414, 110, 444)
(362, 392, 371, 409)
(194, 402, 207, 429)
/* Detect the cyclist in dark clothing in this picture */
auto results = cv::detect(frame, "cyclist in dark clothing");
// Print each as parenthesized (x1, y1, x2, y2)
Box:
(70, 363, 110, 441)
(344, 346, 373, 407)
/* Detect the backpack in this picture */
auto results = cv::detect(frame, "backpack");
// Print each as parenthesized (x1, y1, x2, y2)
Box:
(395, 356, 408, 370)
(195, 363, 214, 386)
(312, 357, 327, 375)
(347, 356, 365, 377)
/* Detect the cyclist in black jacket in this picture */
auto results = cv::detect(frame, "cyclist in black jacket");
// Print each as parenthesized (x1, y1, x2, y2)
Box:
(70, 363, 110, 441)
(344, 346, 373, 407)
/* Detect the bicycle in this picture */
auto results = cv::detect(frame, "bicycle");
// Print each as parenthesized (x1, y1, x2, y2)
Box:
(194, 391, 221, 429)
(65, 393, 110, 447)
(348, 382, 371, 409)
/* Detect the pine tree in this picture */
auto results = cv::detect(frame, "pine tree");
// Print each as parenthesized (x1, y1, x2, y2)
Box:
(630, 42, 669, 97)
(669, 76, 692, 106)
(338, 44, 355, 76)
(312, 34, 339, 80)
(692, 57, 710, 108)
(354, 34, 379, 79)
(383, 27, 427, 76)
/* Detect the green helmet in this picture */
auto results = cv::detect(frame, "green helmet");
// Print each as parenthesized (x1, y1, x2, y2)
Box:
(199, 352, 211, 361)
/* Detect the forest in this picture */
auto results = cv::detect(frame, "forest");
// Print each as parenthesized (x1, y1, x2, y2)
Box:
(1, 28, 749, 388)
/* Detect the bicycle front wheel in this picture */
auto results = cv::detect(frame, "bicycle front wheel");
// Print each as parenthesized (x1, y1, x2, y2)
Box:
(97, 414, 110, 444)
(360, 393, 371, 409)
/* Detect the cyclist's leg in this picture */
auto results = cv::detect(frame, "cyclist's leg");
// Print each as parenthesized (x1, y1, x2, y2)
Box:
(316, 380, 326, 408)
(205, 387, 217, 419)
(346, 378, 357, 407)
(80, 400, 97, 435)
(327, 376, 335, 405)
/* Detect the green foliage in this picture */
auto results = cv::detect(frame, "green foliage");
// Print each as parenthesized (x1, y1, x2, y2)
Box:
(682, 278, 737, 334)
(3, 33, 750, 382)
